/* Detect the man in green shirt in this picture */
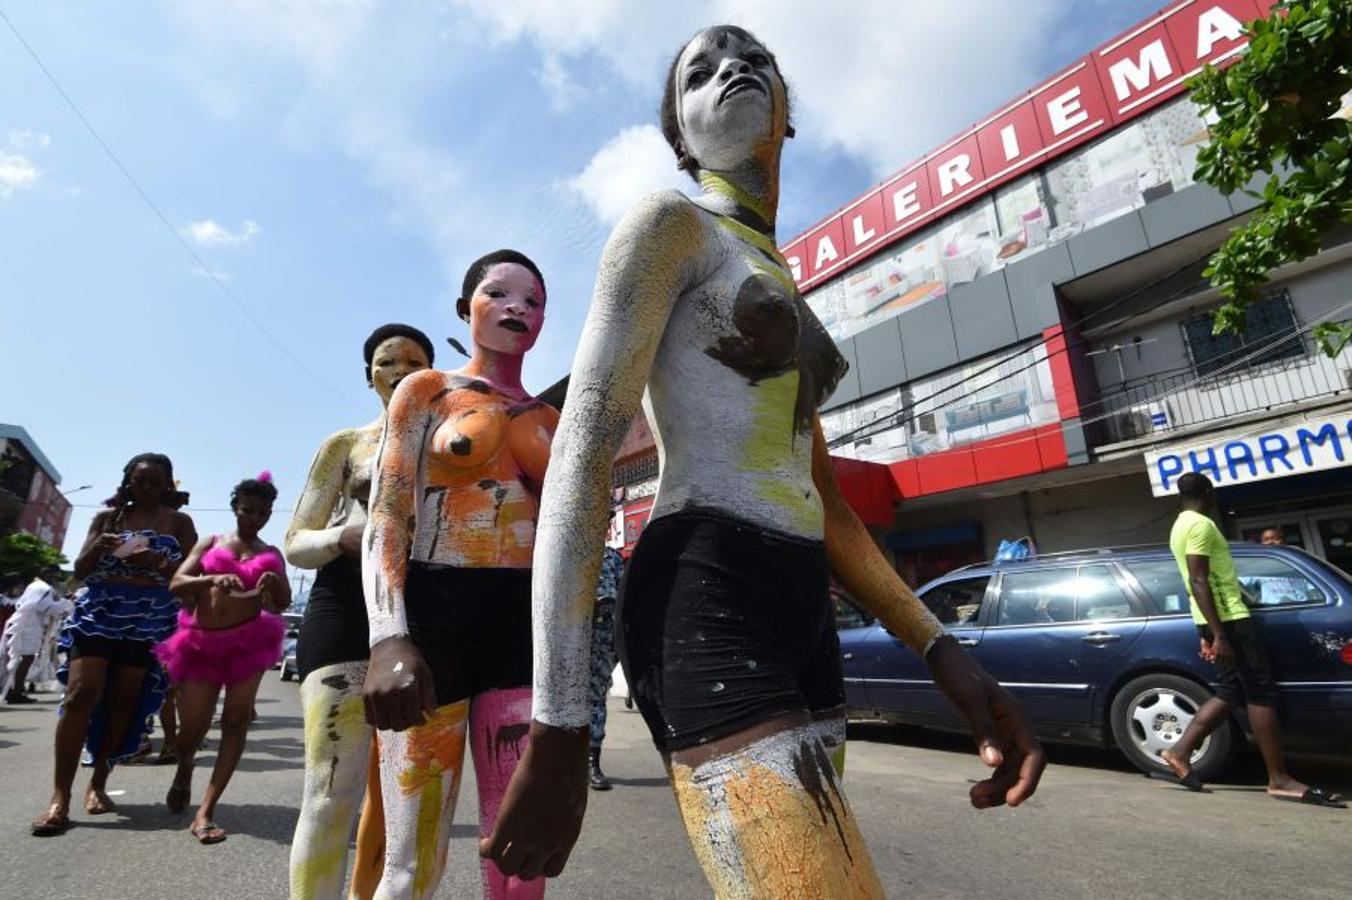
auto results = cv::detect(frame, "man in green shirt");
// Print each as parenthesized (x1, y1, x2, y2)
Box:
(1159, 473, 1341, 807)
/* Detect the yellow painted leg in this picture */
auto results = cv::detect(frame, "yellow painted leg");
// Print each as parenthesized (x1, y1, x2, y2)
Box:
(349, 734, 386, 900)
(668, 721, 884, 900)
(291, 662, 374, 900)
(374, 701, 470, 900)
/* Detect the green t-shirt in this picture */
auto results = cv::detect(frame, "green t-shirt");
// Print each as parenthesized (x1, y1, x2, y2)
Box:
(1170, 509, 1249, 625)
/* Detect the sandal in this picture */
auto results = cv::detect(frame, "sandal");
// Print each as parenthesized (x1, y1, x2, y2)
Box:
(155, 745, 178, 766)
(30, 808, 71, 837)
(190, 821, 228, 844)
(1271, 786, 1347, 809)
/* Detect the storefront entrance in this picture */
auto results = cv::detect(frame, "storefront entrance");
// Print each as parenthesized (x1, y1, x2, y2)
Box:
(1237, 507, 1352, 574)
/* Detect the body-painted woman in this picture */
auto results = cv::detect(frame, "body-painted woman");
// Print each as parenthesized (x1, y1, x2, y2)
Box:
(483, 26, 1047, 898)
(287, 324, 435, 899)
(363, 250, 557, 900)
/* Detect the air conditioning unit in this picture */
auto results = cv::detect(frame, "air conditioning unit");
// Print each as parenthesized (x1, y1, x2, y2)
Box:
(1114, 401, 1171, 439)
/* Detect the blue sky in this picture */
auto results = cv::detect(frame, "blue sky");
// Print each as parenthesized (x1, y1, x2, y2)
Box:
(1, 0, 1163, 565)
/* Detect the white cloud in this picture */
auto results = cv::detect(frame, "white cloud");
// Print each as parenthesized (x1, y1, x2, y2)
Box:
(182, 218, 261, 246)
(565, 125, 691, 225)
(452, 0, 1065, 176)
(8, 129, 52, 150)
(0, 153, 39, 197)
(538, 55, 583, 112)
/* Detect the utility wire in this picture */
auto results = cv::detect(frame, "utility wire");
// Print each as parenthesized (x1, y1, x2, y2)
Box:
(0, 8, 360, 411)
(827, 248, 1216, 448)
(830, 294, 1352, 462)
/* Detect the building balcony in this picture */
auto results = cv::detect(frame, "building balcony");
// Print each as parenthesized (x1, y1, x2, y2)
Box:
(1091, 343, 1352, 452)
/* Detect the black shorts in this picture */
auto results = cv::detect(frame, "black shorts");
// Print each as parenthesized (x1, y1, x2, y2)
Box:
(617, 507, 844, 753)
(68, 633, 155, 669)
(297, 556, 369, 680)
(406, 560, 533, 707)
(1200, 617, 1277, 707)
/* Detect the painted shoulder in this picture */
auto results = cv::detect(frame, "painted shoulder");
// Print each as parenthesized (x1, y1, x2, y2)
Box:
(611, 189, 707, 247)
(312, 426, 361, 458)
(389, 368, 451, 408)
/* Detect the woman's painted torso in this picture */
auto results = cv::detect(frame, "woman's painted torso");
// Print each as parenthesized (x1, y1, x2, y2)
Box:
(645, 198, 846, 539)
(409, 373, 557, 568)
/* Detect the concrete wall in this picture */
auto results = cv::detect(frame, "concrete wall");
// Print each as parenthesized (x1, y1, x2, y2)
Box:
(889, 470, 1174, 560)
(1090, 257, 1352, 393)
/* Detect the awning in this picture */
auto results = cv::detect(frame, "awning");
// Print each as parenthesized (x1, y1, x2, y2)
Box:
(829, 455, 897, 527)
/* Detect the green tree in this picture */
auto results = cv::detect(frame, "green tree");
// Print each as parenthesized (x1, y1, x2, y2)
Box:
(0, 532, 67, 584)
(1190, 0, 1352, 354)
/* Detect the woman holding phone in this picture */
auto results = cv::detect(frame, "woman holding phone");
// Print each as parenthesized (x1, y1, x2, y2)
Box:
(32, 452, 197, 836)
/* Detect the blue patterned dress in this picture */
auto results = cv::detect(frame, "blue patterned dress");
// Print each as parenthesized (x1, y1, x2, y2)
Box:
(58, 530, 183, 763)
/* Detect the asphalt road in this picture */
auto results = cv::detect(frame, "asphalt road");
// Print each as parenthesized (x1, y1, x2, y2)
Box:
(2, 675, 1350, 899)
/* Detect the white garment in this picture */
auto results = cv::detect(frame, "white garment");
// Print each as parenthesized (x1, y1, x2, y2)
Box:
(0, 578, 62, 696)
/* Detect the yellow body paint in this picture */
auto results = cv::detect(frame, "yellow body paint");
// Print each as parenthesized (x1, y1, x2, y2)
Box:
(394, 701, 469, 898)
(669, 730, 883, 900)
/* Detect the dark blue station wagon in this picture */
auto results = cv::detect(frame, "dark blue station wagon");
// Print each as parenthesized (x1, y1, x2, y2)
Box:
(837, 545, 1352, 780)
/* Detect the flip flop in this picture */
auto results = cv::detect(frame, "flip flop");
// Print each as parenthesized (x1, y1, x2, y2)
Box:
(30, 811, 71, 837)
(1146, 769, 1207, 792)
(190, 821, 228, 844)
(1271, 786, 1347, 809)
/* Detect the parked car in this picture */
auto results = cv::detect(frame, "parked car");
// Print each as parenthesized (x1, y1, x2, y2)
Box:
(838, 544, 1352, 780)
(279, 611, 303, 682)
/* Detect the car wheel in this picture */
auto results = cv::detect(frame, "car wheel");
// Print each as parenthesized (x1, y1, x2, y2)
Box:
(1109, 674, 1235, 782)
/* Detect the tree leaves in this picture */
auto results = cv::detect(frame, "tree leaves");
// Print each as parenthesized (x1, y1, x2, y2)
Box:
(1189, 0, 1352, 347)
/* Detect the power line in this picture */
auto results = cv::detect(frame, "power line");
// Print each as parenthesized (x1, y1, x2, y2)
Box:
(0, 8, 360, 411)
(829, 294, 1352, 463)
(827, 248, 1216, 448)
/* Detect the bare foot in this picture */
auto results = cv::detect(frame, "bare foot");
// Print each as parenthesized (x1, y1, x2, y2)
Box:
(84, 788, 116, 815)
(1266, 775, 1310, 800)
(166, 776, 191, 813)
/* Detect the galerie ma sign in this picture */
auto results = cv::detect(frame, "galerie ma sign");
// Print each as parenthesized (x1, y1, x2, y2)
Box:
(1146, 412, 1352, 497)
(783, 0, 1271, 291)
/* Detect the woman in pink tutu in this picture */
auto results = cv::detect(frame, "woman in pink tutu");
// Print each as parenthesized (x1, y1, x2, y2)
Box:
(158, 472, 290, 843)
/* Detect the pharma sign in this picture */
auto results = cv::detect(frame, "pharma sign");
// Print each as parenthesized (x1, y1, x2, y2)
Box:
(783, 0, 1269, 292)
(1146, 412, 1352, 497)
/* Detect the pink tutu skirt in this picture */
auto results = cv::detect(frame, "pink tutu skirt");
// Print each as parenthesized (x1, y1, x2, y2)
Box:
(155, 610, 285, 687)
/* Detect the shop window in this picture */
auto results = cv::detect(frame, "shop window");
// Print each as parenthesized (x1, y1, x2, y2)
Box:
(1235, 557, 1327, 609)
(918, 576, 989, 626)
(1181, 290, 1302, 378)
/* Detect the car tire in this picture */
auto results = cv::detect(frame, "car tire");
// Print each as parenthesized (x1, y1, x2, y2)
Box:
(1109, 674, 1235, 782)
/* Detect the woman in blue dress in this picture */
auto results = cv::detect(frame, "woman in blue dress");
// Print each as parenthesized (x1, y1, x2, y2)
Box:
(31, 452, 197, 836)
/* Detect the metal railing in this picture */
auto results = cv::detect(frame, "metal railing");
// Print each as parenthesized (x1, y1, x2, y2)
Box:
(1092, 345, 1352, 446)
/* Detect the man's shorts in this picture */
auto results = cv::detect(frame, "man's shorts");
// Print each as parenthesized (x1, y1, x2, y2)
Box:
(1199, 617, 1277, 707)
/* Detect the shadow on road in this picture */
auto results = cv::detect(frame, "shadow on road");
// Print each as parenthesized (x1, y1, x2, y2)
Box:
(75, 801, 300, 844)
(605, 776, 669, 788)
(846, 720, 1352, 793)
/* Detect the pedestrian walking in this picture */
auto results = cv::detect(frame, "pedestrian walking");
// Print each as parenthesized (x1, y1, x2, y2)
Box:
(363, 249, 557, 899)
(158, 472, 291, 843)
(31, 452, 197, 836)
(1159, 472, 1344, 807)
(286, 322, 435, 900)
(483, 26, 1044, 898)
(587, 545, 623, 791)
(1, 566, 65, 703)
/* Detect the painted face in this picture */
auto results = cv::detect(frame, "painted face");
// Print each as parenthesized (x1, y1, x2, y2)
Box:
(467, 262, 545, 356)
(370, 336, 432, 405)
(126, 462, 170, 507)
(675, 29, 788, 172)
(233, 495, 273, 536)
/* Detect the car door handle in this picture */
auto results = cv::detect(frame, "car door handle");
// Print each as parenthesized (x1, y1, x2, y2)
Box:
(956, 637, 980, 647)
(1081, 632, 1122, 645)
